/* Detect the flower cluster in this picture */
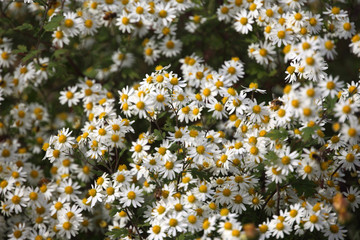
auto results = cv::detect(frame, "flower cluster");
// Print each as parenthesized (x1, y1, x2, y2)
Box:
(1, 0, 360, 240)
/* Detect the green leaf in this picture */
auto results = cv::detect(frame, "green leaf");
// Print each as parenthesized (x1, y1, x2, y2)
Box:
(84, 68, 97, 78)
(109, 207, 120, 217)
(105, 228, 129, 238)
(291, 178, 317, 197)
(13, 45, 27, 54)
(265, 128, 288, 140)
(22, 49, 41, 63)
(189, 125, 202, 131)
(264, 151, 278, 162)
(163, 117, 175, 132)
(301, 126, 320, 142)
(153, 129, 164, 140)
(189, 168, 211, 181)
(158, 111, 167, 119)
(44, 15, 64, 32)
(53, 49, 68, 58)
(15, 23, 34, 31)
(169, 143, 180, 152)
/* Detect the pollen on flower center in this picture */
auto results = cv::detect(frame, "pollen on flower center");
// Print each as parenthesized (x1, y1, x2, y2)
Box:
(64, 19, 74, 28)
(169, 218, 178, 227)
(66, 91, 74, 99)
(58, 134, 67, 143)
(64, 186, 73, 194)
(277, 31, 285, 39)
(252, 105, 261, 114)
(127, 191, 136, 199)
(158, 10, 167, 18)
(84, 19, 93, 28)
(63, 221, 72, 230)
(196, 145, 205, 154)
(214, 103, 223, 111)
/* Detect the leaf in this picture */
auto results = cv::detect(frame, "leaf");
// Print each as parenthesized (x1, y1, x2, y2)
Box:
(163, 117, 175, 132)
(157, 111, 167, 119)
(13, 45, 27, 54)
(265, 128, 288, 140)
(44, 15, 64, 32)
(53, 49, 68, 58)
(105, 228, 128, 238)
(15, 23, 34, 31)
(189, 168, 211, 181)
(189, 125, 202, 131)
(169, 143, 180, 152)
(264, 151, 278, 162)
(109, 207, 120, 217)
(22, 49, 41, 63)
(301, 126, 320, 142)
(153, 129, 164, 140)
(291, 178, 317, 197)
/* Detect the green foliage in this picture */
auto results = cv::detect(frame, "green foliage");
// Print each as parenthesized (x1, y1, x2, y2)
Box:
(301, 126, 321, 143)
(44, 15, 64, 32)
(105, 228, 129, 238)
(265, 128, 288, 140)
(264, 150, 278, 163)
(14, 23, 34, 31)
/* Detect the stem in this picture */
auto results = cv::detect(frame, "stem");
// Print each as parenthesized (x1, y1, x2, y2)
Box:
(276, 183, 280, 216)
(330, 163, 343, 179)
(125, 209, 143, 240)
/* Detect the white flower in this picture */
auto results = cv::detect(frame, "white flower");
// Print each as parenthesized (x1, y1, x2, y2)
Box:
(59, 86, 81, 107)
(120, 184, 144, 208)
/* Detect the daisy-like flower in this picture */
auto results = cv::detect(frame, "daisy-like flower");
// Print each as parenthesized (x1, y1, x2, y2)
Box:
(155, 3, 176, 26)
(86, 184, 104, 207)
(320, 36, 337, 60)
(334, 99, 358, 123)
(160, 36, 182, 58)
(336, 18, 355, 40)
(61, 11, 82, 37)
(269, 25, 294, 47)
(8, 223, 30, 240)
(52, 27, 69, 48)
(318, 75, 343, 98)
(338, 148, 360, 171)
(275, 146, 299, 175)
(253, 41, 276, 66)
(58, 178, 81, 202)
(322, 223, 347, 240)
(5, 186, 27, 214)
(219, 58, 245, 83)
(59, 86, 81, 107)
(344, 186, 360, 211)
(119, 184, 144, 208)
(303, 211, 326, 232)
(148, 222, 167, 240)
(80, 12, 100, 36)
(0, 46, 16, 68)
(340, 116, 360, 145)
(285, 203, 305, 224)
(112, 50, 135, 68)
(144, 39, 161, 65)
(129, 94, 151, 119)
(55, 128, 75, 150)
(247, 99, 268, 123)
(300, 53, 328, 82)
(116, 10, 134, 33)
(185, 14, 206, 32)
(234, 10, 254, 34)
(206, 99, 227, 120)
(269, 218, 291, 239)
(130, 138, 150, 162)
(57, 217, 80, 239)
